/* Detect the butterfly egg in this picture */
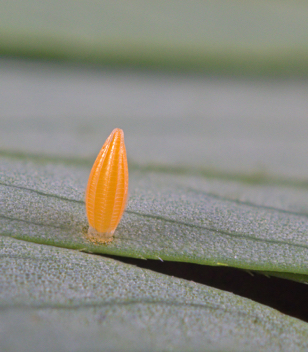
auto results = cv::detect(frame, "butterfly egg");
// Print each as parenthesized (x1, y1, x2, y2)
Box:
(85, 128, 128, 243)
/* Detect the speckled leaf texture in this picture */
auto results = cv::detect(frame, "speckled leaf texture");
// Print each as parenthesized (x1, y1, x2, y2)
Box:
(1, 9, 308, 347)
(1, 236, 308, 352)
(1, 155, 308, 276)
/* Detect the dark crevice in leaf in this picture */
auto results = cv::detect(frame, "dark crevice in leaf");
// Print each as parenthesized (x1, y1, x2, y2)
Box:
(101, 254, 308, 323)
(0, 246, 301, 322)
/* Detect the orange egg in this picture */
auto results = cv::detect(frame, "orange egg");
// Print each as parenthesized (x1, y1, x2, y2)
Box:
(85, 128, 128, 243)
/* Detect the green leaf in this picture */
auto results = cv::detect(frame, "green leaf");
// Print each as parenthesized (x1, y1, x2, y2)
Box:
(2, 154, 308, 275)
(1, 1, 308, 75)
(1, 57, 308, 350)
(1, 235, 308, 351)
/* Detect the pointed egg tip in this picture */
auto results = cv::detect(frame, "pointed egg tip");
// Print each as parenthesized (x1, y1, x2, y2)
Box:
(85, 127, 129, 244)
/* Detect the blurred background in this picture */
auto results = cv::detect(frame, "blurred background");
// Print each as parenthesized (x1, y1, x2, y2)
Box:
(1, 0, 308, 180)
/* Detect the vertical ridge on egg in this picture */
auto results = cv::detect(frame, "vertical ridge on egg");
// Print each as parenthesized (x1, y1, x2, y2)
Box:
(86, 128, 128, 243)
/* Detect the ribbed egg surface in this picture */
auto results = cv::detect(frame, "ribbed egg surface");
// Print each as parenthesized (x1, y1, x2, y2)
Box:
(86, 128, 128, 243)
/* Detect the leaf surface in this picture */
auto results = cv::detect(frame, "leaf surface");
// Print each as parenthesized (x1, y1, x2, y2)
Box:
(1, 155, 308, 274)
(1, 55, 308, 350)
(1, 236, 308, 352)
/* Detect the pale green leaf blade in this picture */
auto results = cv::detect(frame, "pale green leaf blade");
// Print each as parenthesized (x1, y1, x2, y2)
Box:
(1, 1, 308, 75)
(1, 236, 308, 352)
(1, 154, 308, 274)
(1, 60, 308, 181)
